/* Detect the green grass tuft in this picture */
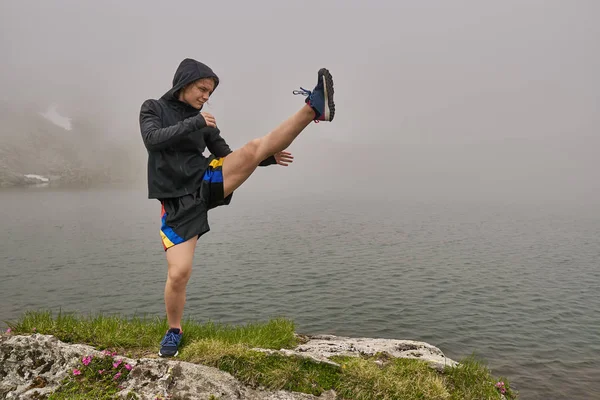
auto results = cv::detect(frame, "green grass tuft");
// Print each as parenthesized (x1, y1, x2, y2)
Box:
(217, 352, 339, 395)
(179, 339, 339, 395)
(334, 356, 451, 400)
(444, 355, 516, 400)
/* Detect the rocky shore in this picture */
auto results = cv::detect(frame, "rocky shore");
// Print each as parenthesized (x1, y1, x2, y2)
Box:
(1, 333, 456, 399)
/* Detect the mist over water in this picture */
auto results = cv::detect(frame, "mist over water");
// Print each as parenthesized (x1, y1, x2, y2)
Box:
(1, 1, 598, 202)
(1, 1, 599, 399)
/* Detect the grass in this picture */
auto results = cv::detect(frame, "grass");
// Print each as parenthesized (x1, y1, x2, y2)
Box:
(7, 310, 297, 354)
(444, 355, 516, 400)
(5, 311, 517, 400)
(332, 355, 446, 399)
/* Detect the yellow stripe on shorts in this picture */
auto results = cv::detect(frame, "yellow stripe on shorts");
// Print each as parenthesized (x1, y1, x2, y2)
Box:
(209, 158, 224, 168)
(160, 230, 175, 249)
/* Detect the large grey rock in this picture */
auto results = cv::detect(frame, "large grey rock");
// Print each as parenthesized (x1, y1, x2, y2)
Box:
(293, 334, 457, 372)
(0, 334, 97, 399)
(0, 333, 455, 399)
(117, 358, 336, 400)
(0, 334, 335, 399)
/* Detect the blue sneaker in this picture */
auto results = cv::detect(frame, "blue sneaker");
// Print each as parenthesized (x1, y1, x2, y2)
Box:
(293, 68, 335, 122)
(158, 328, 183, 357)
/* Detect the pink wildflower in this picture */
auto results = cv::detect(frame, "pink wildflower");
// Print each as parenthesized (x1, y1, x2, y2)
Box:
(103, 350, 112, 356)
(125, 363, 132, 371)
(5, 328, 11, 334)
(501, 388, 507, 394)
(98, 369, 105, 375)
(73, 369, 81, 376)
(113, 359, 122, 368)
(114, 371, 122, 380)
(82, 356, 92, 366)
(111, 352, 117, 357)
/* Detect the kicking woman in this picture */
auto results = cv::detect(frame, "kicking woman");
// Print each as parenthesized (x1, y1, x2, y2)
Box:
(139, 58, 335, 357)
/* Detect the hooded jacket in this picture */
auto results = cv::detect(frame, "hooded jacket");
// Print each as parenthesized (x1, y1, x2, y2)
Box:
(139, 58, 276, 199)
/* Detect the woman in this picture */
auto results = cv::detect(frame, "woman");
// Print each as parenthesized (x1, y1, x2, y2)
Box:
(139, 58, 335, 357)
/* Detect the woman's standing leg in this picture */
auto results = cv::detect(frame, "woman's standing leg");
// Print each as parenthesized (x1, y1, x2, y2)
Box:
(159, 236, 197, 357)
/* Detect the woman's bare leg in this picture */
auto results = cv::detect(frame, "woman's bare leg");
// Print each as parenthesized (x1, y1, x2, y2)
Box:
(164, 236, 197, 330)
(222, 104, 315, 197)
(222, 68, 334, 197)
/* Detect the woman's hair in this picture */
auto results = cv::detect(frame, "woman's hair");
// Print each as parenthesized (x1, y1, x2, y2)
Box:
(182, 76, 219, 93)
(205, 76, 219, 87)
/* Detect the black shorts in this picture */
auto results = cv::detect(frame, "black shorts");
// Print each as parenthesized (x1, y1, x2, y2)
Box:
(159, 157, 232, 251)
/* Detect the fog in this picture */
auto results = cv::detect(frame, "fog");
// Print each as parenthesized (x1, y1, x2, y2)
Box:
(1, 0, 598, 205)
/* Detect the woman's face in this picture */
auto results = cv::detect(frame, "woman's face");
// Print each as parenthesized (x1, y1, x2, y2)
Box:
(179, 78, 215, 109)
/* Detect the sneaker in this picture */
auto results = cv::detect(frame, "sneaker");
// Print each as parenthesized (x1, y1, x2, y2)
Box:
(293, 68, 335, 122)
(158, 328, 183, 357)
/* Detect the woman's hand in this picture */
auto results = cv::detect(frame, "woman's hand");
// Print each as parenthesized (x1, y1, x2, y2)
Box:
(274, 151, 294, 166)
(201, 112, 216, 128)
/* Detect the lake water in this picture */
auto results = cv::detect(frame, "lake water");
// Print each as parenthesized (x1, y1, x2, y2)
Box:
(1, 187, 599, 399)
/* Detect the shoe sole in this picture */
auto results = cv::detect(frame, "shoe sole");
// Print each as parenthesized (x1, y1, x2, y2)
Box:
(319, 68, 335, 121)
(158, 350, 178, 357)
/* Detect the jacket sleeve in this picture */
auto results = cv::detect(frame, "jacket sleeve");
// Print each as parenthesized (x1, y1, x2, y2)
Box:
(204, 128, 277, 166)
(139, 100, 207, 151)
(204, 127, 233, 157)
(258, 155, 277, 166)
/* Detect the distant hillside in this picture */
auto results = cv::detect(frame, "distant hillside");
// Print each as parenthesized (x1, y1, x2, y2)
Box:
(0, 104, 143, 188)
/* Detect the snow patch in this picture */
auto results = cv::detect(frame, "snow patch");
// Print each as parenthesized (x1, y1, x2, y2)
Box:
(24, 174, 49, 182)
(40, 105, 72, 131)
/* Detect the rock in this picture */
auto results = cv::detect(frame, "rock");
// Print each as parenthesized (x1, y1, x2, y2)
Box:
(0, 334, 335, 399)
(0, 333, 455, 399)
(117, 358, 336, 400)
(0, 334, 99, 399)
(294, 334, 457, 372)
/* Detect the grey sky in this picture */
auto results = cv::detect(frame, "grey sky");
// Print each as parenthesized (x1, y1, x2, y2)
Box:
(1, 0, 598, 205)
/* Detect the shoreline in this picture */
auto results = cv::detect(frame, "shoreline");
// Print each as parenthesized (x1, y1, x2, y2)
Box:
(1, 311, 517, 399)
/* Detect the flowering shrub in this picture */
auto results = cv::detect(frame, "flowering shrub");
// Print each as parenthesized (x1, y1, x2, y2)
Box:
(495, 380, 516, 398)
(50, 351, 136, 399)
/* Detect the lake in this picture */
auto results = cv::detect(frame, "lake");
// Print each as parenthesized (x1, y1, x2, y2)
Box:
(1, 187, 599, 399)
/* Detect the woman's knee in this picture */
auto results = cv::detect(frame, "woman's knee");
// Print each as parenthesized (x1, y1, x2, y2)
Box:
(242, 138, 263, 166)
(167, 263, 192, 289)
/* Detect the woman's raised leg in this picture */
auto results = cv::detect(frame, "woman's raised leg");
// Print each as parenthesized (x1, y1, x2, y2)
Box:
(222, 68, 335, 197)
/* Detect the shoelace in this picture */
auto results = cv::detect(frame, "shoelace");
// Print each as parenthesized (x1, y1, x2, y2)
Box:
(160, 331, 181, 347)
(292, 87, 312, 97)
(293, 87, 320, 123)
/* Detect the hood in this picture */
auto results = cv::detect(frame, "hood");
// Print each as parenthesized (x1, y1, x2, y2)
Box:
(161, 58, 220, 103)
